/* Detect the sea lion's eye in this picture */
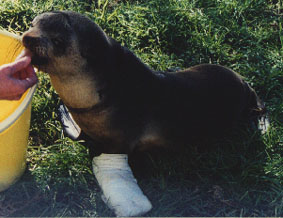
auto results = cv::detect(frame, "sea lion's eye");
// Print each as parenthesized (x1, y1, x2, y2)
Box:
(50, 36, 67, 56)
(51, 37, 63, 46)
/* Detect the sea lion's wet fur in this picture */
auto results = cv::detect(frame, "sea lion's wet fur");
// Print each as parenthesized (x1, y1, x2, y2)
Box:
(22, 11, 264, 154)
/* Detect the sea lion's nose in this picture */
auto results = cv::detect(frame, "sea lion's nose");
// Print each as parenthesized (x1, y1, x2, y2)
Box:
(22, 27, 42, 48)
(22, 35, 39, 48)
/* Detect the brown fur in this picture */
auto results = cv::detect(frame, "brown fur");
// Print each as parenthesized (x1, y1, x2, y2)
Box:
(22, 11, 265, 155)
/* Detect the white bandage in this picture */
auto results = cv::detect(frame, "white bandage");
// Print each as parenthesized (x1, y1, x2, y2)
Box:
(92, 153, 152, 217)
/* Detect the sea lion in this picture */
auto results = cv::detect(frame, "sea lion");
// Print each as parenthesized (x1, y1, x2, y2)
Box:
(22, 11, 264, 154)
(22, 11, 266, 216)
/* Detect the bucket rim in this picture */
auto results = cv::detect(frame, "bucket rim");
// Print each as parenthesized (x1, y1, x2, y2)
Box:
(0, 84, 37, 133)
(0, 29, 21, 40)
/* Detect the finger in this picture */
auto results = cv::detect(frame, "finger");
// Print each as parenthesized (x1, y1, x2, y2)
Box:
(12, 69, 27, 80)
(21, 69, 28, 80)
(26, 64, 35, 76)
(25, 65, 38, 84)
(12, 64, 35, 80)
(5, 95, 22, 101)
(0, 82, 26, 100)
(5, 56, 31, 76)
(15, 50, 25, 60)
(12, 71, 21, 79)
(16, 75, 37, 90)
(19, 68, 29, 80)
(15, 49, 32, 61)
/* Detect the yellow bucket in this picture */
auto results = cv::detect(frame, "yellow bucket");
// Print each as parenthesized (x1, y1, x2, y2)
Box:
(0, 30, 36, 192)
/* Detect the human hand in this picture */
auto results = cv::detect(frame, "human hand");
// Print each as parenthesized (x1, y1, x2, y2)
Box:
(0, 51, 38, 100)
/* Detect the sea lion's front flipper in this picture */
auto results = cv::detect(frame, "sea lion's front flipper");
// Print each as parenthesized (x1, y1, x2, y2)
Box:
(92, 153, 152, 217)
(58, 103, 81, 140)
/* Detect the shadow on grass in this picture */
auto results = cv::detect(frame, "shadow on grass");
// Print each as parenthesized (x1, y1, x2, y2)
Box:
(0, 127, 281, 217)
(0, 167, 114, 217)
(129, 127, 281, 217)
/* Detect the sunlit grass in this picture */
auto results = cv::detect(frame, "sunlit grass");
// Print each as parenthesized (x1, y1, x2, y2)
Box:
(0, 0, 282, 216)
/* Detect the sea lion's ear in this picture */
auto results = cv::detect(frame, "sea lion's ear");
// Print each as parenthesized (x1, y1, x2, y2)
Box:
(61, 11, 110, 64)
(74, 21, 111, 65)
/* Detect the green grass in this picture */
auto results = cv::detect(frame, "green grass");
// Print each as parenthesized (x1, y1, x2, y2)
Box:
(0, 0, 282, 216)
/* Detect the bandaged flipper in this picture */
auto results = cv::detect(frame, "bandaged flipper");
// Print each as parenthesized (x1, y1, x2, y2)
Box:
(92, 153, 152, 217)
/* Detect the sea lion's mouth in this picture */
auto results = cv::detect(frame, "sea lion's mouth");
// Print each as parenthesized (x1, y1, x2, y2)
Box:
(21, 48, 48, 67)
(22, 35, 49, 67)
(27, 46, 49, 67)
(31, 55, 49, 66)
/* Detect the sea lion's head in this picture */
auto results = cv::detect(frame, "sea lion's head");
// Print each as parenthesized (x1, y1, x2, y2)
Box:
(22, 11, 113, 108)
(22, 11, 111, 75)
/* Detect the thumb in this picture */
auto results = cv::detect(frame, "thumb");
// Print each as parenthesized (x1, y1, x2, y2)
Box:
(4, 56, 31, 76)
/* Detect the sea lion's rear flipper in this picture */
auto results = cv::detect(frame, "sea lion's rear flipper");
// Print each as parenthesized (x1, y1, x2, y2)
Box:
(257, 114, 270, 134)
(243, 82, 269, 134)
